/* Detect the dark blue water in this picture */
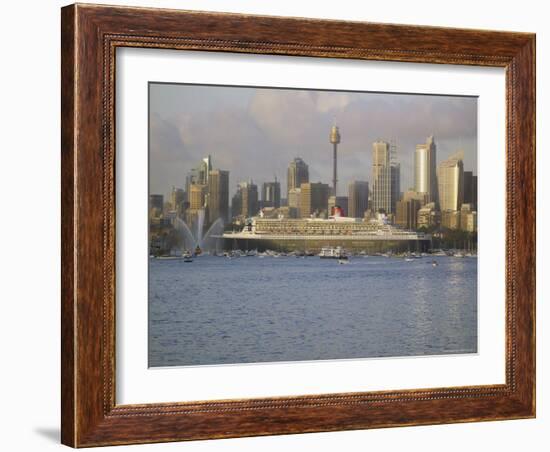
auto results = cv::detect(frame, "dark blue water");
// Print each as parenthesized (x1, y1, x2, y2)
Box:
(148, 255, 477, 367)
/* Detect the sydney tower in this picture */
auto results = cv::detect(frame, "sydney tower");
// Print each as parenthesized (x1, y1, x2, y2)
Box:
(329, 124, 341, 196)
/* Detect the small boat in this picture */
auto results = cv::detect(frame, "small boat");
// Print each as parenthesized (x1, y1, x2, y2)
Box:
(194, 245, 202, 256)
(404, 258, 414, 262)
(319, 246, 348, 260)
(432, 260, 438, 267)
(338, 259, 350, 265)
(183, 251, 193, 263)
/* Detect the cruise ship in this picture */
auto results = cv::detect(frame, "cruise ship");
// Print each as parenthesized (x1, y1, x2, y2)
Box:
(220, 211, 431, 253)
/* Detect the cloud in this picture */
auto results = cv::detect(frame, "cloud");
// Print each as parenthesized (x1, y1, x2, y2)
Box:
(315, 92, 353, 113)
(149, 113, 189, 195)
(248, 90, 320, 144)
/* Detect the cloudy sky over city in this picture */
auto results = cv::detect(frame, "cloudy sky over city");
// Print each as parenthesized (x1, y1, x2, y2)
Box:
(149, 83, 477, 199)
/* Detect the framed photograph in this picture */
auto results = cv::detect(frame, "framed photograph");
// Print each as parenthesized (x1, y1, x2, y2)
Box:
(61, 3, 535, 447)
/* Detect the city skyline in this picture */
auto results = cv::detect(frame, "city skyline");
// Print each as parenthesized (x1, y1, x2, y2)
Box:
(147, 85, 479, 372)
(149, 83, 477, 200)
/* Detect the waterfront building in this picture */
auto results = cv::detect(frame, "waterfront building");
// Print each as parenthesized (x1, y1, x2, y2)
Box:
(417, 202, 440, 229)
(262, 180, 281, 208)
(208, 169, 229, 223)
(348, 181, 369, 218)
(300, 182, 330, 218)
(329, 125, 341, 196)
(414, 135, 438, 204)
(328, 196, 348, 217)
(464, 211, 477, 233)
(438, 150, 464, 212)
(460, 203, 478, 232)
(287, 157, 309, 198)
(371, 140, 392, 214)
(396, 199, 421, 230)
(441, 209, 461, 230)
(149, 194, 164, 219)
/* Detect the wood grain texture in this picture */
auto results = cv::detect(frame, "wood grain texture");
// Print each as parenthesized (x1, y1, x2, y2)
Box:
(60, 5, 76, 446)
(61, 3, 536, 447)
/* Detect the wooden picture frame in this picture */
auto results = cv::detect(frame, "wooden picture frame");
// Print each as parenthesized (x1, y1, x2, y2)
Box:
(61, 3, 535, 447)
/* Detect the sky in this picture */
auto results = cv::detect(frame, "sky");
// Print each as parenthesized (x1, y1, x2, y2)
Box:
(149, 83, 477, 200)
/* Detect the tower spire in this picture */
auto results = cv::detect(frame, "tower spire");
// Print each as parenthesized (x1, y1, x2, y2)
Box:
(329, 124, 341, 196)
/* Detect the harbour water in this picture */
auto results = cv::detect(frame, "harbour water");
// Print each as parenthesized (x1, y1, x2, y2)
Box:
(148, 255, 477, 367)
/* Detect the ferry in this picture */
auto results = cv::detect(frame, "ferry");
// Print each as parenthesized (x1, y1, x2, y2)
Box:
(319, 246, 348, 260)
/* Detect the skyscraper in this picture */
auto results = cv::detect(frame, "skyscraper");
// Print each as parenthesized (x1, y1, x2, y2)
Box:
(231, 190, 242, 219)
(348, 181, 369, 218)
(463, 171, 478, 210)
(414, 135, 438, 205)
(437, 151, 464, 212)
(186, 155, 213, 201)
(287, 158, 309, 198)
(287, 188, 301, 218)
(372, 140, 392, 214)
(463, 171, 473, 203)
(300, 182, 329, 218)
(199, 155, 212, 184)
(208, 170, 229, 223)
(262, 180, 281, 208)
(189, 184, 207, 210)
(472, 175, 478, 210)
(238, 181, 259, 218)
(391, 163, 401, 215)
(170, 187, 185, 216)
(329, 125, 341, 196)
